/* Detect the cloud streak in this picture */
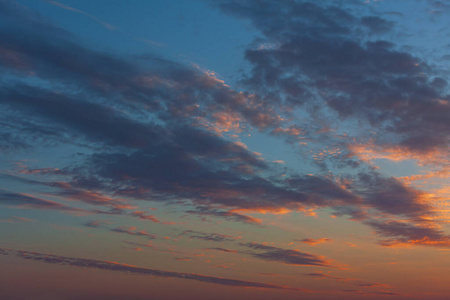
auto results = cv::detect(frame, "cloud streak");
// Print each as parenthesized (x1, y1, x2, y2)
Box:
(241, 242, 334, 267)
(44, 0, 116, 30)
(181, 230, 239, 243)
(0, 189, 85, 213)
(0, 247, 307, 291)
(111, 226, 157, 240)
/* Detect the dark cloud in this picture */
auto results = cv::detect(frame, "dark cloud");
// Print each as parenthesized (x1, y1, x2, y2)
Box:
(207, 247, 238, 253)
(341, 288, 401, 296)
(47, 181, 131, 209)
(304, 272, 329, 278)
(186, 207, 261, 224)
(217, 0, 450, 154)
(111, 226, 157, 240)
(0, 0, 281, 137)
(84, 148, 362, 215)
(360, 16, 394, 33)
(173, 257, 193, 261)
(0, 84, 164, 149)
(181, 230, 238, 243)
(258, 273, 279, 276)
(0, 1, 283, 174)
(372, 291, 401, 296)
(0, 2, 135, 94)
(84, 221, 102, 228)
(130, 211, 160, 223)
(207, 240, 338, 269)
(351, 171, 433, 220)
(0, 189, 84, 212)
(366, 220, 450, 247)
(1, 247, 306, 291)
(241, 242, 333, 267)
(304, 272, 389, 290)
(84, 220, 110, 228)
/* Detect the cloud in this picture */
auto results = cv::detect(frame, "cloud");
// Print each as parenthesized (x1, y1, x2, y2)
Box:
(44, 0, 116, 30)
(130, 211, 160, 223)
(0, 189, 84, 213)
(352, 171, 432, 220)
(84, 220, 110, 228)
(0, 0, 446, 253)
(258, 272, 279, 276)
(366, 220, 450, 247)
(0, 247, 307, 291)
(48, 181, 133, 209)
(217, 0, 450, 155)
(0, 216, 34, 223)
(298, 238, 332, 246)
(123, 241, 155, 249)
(341, 289, 401, 296)
(0, 0, 413, 222)
(19, 167, 63, 175)
(304, 272, 330, 278)
(0, 1, 281, 137)
(186, 207, 261, 224)
(360, 16, 394, 33)
(207, 247, 238, 253)
(173, 257, 193, 262)
(241, 242, 333, 267)
(181, 230, 239, 243)
(0, 84, 163, 149)
(86, 148, 362, 214)
(304, 272, 389, 289)
(111, 226, 157, 240)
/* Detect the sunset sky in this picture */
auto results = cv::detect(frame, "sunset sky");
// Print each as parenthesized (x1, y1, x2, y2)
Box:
(1, 0, 450, 299)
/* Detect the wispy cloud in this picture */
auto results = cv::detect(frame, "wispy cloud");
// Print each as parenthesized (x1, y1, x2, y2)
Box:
(241, 242, 334, 267)
(111, 226, 157, 240)
(43, 0, 116, 30)
(1, 247, 308, 291)
(0, 189, 85, 213)
(180, 230, 239, 243)
(298, 238, 332, 246)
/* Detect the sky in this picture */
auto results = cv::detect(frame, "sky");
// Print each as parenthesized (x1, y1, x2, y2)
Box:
(0, 0, 450, 299)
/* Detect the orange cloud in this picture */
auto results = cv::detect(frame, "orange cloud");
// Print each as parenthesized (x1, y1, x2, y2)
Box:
(130, 211, 160, 223)
(299, 238, 332, 246)
(349, 141, 448, 166)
